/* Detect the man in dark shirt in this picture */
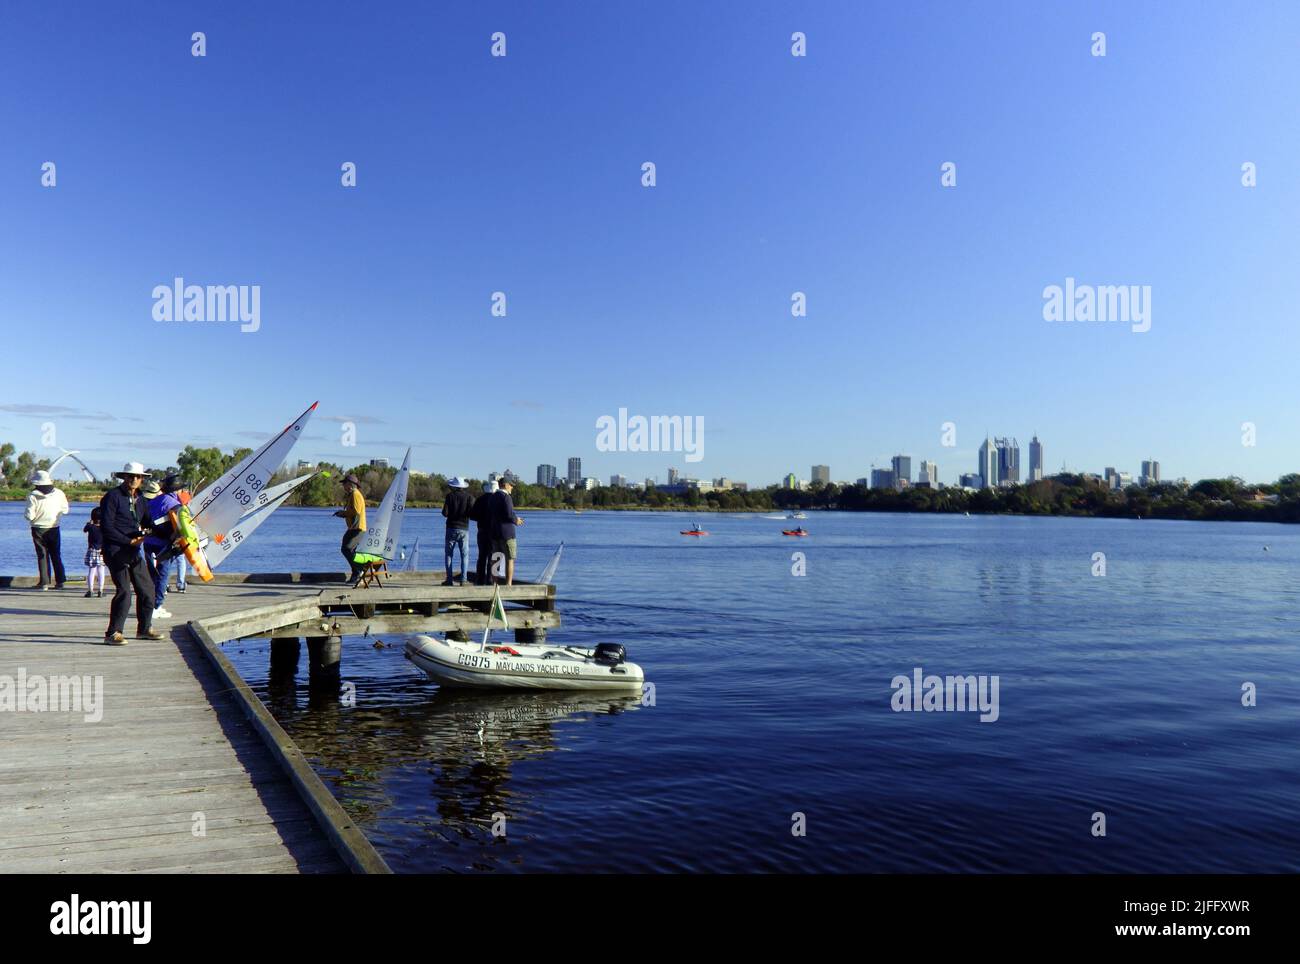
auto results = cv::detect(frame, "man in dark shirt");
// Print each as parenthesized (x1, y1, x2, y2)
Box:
(469, 480, 497, 585)
(99, 462, 164, 644)
(489, 479, 524, 585)
(440, 476, 474, 586)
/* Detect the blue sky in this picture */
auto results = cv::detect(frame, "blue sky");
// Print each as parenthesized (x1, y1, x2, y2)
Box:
(2, 1, 1298, 486)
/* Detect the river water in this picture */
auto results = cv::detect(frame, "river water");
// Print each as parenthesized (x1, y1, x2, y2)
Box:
(4, 503, 1298, 872)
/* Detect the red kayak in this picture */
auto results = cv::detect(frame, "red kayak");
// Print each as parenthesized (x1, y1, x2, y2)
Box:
(681, 530, 709, 536)
(782, 528, 808, 537)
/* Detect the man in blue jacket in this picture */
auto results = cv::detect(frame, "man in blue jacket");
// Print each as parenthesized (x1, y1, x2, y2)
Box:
(99, 462, 164, 644)
(142, 476, 182, 619)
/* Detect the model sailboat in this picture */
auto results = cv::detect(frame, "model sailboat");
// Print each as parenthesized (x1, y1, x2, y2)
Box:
(178, 401, 318, 580)
(352, 447, 410, 586)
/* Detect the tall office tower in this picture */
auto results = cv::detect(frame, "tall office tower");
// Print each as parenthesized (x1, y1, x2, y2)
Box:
(871, 468, 896, 489)
(918, 461, 938, 486)
(537, 464, 557, 487)
(1104, 467, 1120, 490)
(978, 436, 997, 489)
(567, 457, 582, 485)
(783, 472, 799, 489)
(1029, 436, 1044, 482)
(1140, 460, 1161, 486)
(668, 467, 680, 484)
(891, 455, 912, 488)
(960, 473, 983, 488)
(811, 464, 830, 485)
(995, 437, 1020, 484)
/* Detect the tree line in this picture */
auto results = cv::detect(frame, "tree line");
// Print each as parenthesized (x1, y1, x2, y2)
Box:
(6, 439, 1300, 523)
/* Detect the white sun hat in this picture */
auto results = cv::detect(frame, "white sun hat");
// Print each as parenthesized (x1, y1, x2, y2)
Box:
(29, 470, 53, 486)
(113, 461, 148, 479)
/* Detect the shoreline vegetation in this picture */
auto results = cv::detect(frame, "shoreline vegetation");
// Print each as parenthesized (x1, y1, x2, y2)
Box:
(3, 443, 1299, 524)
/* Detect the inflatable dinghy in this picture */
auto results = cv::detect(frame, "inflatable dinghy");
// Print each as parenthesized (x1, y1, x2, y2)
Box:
(405, 635, 644, 691)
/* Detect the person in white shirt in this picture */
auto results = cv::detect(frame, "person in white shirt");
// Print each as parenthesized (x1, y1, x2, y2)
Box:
(25, 469, 70, 590)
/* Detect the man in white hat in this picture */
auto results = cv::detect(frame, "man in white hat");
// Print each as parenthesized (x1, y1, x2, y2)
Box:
(25, 468, 69, 590)
(440, 477, 473, 586)
(98, 462, 164, 644)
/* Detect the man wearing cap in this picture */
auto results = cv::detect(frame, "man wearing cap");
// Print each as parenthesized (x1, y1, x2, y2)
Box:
(99, 463, 164, 644)
(25, 469, 69, 590)
(489, 478, 524, 586)
(440, 477, 473, 586)
(333, 473, 367, 583)
(142, 476, 182, 620)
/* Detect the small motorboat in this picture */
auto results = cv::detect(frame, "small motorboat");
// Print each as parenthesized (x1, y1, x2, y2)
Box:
(782, 527, 809, 537)
(405, 636, 645, 691)
(787, 511, 807, 519)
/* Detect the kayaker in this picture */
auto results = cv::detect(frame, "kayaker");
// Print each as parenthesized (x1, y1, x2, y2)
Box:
(489, 478, 524, 585)
(441, 476, 473, 586)
(100, 462, 164, 644)
(470, 479, 497, 584)
(25, 469, 69, 590)
(334, 473, 367, 582)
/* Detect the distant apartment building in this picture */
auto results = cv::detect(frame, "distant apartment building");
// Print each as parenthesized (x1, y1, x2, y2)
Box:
(668, 467, 680, 485)
(609, 474, 628, 487)
(577, 477, 598, 491)
(871, 468, 896, 490)
(856, 477, 870, 487)
(369, 458, 389, 469)
(977, 437, 997, 489)
(811, 464, 830, 485)
(1140, 460, 1161, 486)
(918, 461, 938, 486)
(296, 459, 315, 471)
(995, 438, 1020, 485)
(959, 473, 983, 489)
(1029, 436, 1044, 482)
(1104, 467, 1131, 490)
(782, 472, 799, 490)
(567, 457, 582, 485)
(712, 477, 733, 490)
(537, 464, 557, 487)
(891, 455, 912, 489)
(501, 468, 520, 484)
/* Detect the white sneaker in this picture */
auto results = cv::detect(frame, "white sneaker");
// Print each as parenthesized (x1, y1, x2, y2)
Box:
(154, 608, 173, 619)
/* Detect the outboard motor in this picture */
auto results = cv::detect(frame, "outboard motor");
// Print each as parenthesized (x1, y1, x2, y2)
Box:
(593, 643, 626, 666)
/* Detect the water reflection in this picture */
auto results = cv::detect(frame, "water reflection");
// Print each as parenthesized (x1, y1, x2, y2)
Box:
(254, 655, 642, 862)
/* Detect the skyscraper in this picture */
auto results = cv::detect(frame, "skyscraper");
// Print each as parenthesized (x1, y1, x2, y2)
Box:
(567, 457, 582, 485)
(668, 467, 680, 484)
(918, 461, 938, 486)
(871, 468, 896, 489)
(536, 464, 557, 487)
(1141, 460, 1161, 486)
(1029, 436, 1044, 482)
(995, 437, 1020, 485)
(891, 455, 912, 489)
(811, 464, 830, 485)
(977, 437, 997, 489)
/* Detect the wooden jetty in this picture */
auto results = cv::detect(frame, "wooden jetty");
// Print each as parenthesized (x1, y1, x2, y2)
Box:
(0, 572, 559, 874)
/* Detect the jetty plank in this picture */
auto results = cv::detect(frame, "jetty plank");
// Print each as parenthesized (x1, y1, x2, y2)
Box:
(0, 580, 362, 874)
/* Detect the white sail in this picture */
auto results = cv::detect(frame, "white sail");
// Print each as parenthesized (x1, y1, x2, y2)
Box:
(191, 449, 255, 511)
(237, 469, 326, 518)
(536, 542, 564, 585)
(356, 447, 410, 561)
(190, 401, 317, 544)
(404, 537, 422, 571)
(207, 471, 319, 569)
